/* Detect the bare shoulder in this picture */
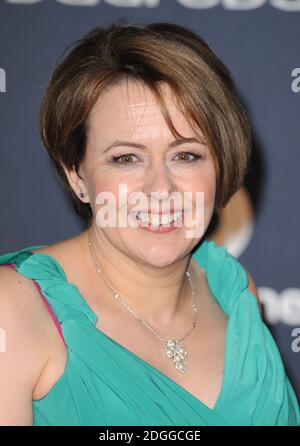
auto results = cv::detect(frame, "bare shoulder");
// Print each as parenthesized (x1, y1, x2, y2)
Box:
(0, 263, 56, 345)
(0, 233, 88, 421)
(0, 264, 56, 425)
(0, 232, 88, 424)
(31, 231, 88, 276)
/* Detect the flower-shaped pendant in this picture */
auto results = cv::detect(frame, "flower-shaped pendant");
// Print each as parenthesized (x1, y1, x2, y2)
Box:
(164, 339, 187, 373)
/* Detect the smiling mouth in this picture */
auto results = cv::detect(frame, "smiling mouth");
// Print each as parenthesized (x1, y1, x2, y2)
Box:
(134, 210, 183, 227)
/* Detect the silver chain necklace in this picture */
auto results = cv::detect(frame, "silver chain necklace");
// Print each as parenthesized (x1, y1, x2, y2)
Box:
(87, 230, 198, 374)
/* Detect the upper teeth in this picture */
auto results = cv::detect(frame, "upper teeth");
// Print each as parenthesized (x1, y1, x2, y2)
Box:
(135, 211, 181, 226)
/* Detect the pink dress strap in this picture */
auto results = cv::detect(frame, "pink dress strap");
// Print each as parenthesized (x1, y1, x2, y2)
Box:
(3, 263, 66, 346)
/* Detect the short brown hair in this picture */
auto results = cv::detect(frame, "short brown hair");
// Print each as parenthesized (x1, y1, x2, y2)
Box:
(39, 19, 252, 227)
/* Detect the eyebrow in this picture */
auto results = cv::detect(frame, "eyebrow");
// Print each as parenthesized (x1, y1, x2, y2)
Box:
(103, 137, 207, 153)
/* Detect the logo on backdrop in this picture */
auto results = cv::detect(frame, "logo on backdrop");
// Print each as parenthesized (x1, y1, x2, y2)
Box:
(3, 0, 300, 11)
(211, 188, 300, 327)
(259, 287, 300, 326)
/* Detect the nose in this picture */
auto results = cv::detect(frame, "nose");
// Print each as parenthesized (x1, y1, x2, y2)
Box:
(142, 162, 175, 201)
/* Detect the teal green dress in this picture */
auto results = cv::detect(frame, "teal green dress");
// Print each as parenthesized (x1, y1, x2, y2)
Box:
(0, 239, 299, 426)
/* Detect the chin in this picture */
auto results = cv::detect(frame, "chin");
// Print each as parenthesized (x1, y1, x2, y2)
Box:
(136, 246, 186, 268)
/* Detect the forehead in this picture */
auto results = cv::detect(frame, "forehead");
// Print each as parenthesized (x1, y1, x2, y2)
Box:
(88, 80, 195, 138)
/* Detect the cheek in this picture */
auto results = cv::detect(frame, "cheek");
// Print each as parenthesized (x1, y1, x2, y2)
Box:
(88, 177, 140, 223)
(184, 174, 216, 204)
(86, 162, 216, 214)
(86, 177, 119, 217)
(203, 180, 216, 205)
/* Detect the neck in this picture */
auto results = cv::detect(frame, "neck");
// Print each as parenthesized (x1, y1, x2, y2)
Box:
(80, 226, 195, 327)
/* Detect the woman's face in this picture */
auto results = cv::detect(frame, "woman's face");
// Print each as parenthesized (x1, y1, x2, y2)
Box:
(70, 80, 217, 268)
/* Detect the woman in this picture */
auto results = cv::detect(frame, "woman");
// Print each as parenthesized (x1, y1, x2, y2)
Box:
(0, 21, 299, 426)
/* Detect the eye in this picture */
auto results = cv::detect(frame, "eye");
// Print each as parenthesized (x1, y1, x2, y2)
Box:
(109, 151, 203, 165)
(174, 152, 203, 163)
(110, 154, 139, 165)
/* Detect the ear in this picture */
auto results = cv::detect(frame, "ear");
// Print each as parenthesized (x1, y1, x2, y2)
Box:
(62, 164, 90, 203)
(245, 268, 263, 316)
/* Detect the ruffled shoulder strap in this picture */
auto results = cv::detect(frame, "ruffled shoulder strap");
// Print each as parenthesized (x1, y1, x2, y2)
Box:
(192, 239, 251, 316)
(0, 244, 97, 328)
(0, 239, 252, 325)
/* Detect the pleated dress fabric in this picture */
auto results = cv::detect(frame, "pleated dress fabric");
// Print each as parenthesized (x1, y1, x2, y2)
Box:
(0, 239, 299, 426)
